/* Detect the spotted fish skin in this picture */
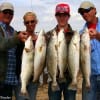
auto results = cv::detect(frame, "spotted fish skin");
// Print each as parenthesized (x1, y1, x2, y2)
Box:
(46, 30, 59, 91)
(58, 29, 67, 82)
(33, 29, 46, 82)
(68, 31, 80, 90)
(80, 28, 91, 89)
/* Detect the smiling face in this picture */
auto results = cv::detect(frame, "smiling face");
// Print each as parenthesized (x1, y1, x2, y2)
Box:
(55, 13, 70, 28)
(79, 8, 96, 23)
(23, 12, 37, 34)
(1, 9, 13, 25)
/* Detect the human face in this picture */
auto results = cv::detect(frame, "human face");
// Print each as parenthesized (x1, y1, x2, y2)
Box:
(2, 9, 13, 24)
(79, 7, 96, 23)
(55, 13, 70, 27)
(24, 15, 37, 33)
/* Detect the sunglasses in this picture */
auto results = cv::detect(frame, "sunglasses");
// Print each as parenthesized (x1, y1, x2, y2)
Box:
(78, 7, 93, 15)
(2, 10, 14, 15)
(25, 20, 36, 25)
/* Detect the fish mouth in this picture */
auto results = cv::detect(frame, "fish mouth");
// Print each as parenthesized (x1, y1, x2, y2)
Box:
(24, 48, 31, 52)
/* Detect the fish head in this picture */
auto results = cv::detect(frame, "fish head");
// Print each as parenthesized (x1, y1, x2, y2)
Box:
(58, 29, 65, 40)
(38, 29, 46, 41)
(24, 35, 34, 52)
(59, 29, 64, 33)
(39, 29, 45, 37)
(81, 28, 90, 42)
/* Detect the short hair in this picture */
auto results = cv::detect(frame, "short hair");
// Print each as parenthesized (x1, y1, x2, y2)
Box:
(23, 12, 37, 22)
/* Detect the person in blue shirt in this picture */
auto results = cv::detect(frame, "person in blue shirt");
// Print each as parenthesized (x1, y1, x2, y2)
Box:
(78, 1, 100, 100)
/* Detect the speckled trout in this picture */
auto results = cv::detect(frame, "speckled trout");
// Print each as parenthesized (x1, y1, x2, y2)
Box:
(58, 29, 67, 82)
(47, 29, 68, 91)
(33, 29, 46, 82)
(68, 31, 80, 90)
(20, 36, 34, 96)
(80, 28, 91, 89)
(46, 30, 59, 91)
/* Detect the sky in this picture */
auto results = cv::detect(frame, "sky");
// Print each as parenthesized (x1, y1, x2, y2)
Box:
(0, 0, 100, 32)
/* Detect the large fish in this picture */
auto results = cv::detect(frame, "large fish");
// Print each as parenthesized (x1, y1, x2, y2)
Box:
(80, 28, 91, 89)
(68, 31, 80, 90)
(20, 36, 34, 95)
(58, 29, 67, 82)
(46, 30, 59, 91)
(33, 29, 46, 82)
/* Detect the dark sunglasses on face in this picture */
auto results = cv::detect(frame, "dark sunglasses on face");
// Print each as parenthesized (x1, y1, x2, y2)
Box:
(25, 20, 36, 25)
(2, 9, 14, 15)
(78, 7, 93, 15)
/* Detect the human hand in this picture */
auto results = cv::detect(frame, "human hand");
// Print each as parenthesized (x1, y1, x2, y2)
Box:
(17, 31, 28, 42)
(88, 28, 97, 39)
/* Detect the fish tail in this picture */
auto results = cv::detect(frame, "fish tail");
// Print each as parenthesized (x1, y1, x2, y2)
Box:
(85, 78, 91, 90)
(20, 81, 28, 96)
(20, 88, 29, 97)
(51, 82, 60, 91)
(32, 78, 37, 83)
(32, 79, 39, 83)
(68, 81, 77, 90)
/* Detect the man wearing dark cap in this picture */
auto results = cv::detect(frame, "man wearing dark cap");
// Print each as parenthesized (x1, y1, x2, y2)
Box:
(78, 1, 100, 100)
(0, 2, 28, 100)
(46, 3, 76, 100)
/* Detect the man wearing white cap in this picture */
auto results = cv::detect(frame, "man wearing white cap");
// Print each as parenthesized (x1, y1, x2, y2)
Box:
(78, 1, 100, 100)
(0, 2, 28, 100)
(46, 3, 76, 100)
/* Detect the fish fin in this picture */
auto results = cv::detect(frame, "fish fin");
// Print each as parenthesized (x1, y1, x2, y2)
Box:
(85, 80, 91, 90)
(24, 48, 31, 52)
(20, 89, 29, 97)
(39, 46, 43, 52)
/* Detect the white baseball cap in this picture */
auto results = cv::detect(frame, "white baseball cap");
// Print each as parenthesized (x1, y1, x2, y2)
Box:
(0, 2, 14, 11)
(78, 1, 95, 10)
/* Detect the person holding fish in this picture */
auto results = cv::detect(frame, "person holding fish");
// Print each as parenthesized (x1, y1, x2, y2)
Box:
(45, 3, 77, 100)
(78, 1, 100, 100)
(16, 12, 39, 100)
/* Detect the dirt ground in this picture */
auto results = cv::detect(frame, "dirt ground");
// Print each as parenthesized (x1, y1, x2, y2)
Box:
(12, 73, 82, 100)
(36, 73, 82, 100)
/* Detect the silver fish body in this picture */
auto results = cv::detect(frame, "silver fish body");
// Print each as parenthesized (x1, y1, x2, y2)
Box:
(33, 29, 46, 82)
(80, 28, 91, 89)
(46, 30, 59, 91)
(68, 31, 80, 90)
(47, 29, 68, 91)
(58, 29, 67, 82)
(20, 36, 34, 95)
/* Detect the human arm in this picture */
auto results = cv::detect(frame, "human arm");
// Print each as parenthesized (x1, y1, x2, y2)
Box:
(0, 31, 28, 51)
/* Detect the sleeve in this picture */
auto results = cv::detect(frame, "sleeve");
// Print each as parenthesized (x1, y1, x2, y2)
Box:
(0, 31, 20, 51)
